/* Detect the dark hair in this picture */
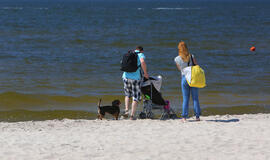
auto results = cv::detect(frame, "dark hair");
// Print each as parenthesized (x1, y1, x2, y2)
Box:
(136, 46, 143, 51)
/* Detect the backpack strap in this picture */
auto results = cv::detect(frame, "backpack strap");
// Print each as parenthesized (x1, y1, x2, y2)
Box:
(137, 52, 143, 78)
(135, 51, 145, 79)
(132, 50, 141, 68)
(136, 51, 142, 67)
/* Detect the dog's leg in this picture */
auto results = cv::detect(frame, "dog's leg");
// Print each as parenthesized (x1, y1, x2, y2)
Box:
(97, 99, 102, 119)
(100, 115, 104, 120)
(98, 114, 104, 120)
(113, 113, 119, 120)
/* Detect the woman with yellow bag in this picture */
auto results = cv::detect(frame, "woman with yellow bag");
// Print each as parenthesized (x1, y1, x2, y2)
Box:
(174, 41, 203, 121)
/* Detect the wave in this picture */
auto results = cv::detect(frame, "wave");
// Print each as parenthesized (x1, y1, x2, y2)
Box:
(0, 55, 17, 59)
(1, 7, 23, 10)
(263, 21, 270, 25)
(1, 7, 48, 10)
(35, 8, 49, 10)
(153, 8, 201, 10)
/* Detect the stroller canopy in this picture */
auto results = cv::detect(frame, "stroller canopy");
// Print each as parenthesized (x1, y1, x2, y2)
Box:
(141, 75, 162, 91)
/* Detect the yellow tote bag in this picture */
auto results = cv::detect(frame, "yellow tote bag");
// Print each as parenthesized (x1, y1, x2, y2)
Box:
(187, 65, 206, 88)
(182, 55, 206, 88)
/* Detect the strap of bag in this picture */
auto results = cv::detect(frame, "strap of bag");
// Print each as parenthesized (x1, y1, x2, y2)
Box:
(188, 55, 195, 66)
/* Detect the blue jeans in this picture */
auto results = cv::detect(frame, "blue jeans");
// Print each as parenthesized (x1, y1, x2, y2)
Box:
(181, 76, 201, 118)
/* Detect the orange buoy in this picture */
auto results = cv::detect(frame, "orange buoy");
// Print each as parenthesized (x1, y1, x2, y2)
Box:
(250, 46, 256, 51)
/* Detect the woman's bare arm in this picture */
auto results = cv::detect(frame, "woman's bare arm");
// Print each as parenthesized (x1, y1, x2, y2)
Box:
(176, 63, 181, 71)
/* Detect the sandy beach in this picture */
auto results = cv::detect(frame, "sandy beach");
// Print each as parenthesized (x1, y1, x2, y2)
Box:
(0, 114, 270, 160)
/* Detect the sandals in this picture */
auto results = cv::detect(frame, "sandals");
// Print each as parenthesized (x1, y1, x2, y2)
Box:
(182, 118, 187, 122)
(122, 110, 129, 118)
(124, 110, 129, 114)
(122, 110, 137, 120)
(130, 115, 137, 120)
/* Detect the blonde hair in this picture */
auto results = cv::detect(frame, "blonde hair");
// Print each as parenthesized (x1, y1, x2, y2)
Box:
(178, 41, 190, 63)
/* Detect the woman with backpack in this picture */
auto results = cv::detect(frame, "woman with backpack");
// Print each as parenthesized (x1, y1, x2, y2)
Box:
(174, 41, 201, 121)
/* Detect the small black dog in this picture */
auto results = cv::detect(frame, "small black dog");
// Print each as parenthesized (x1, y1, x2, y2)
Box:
(97, 99, 121, 120)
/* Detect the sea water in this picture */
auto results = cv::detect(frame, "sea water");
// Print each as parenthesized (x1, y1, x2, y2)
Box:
(0, 0, 270, 121)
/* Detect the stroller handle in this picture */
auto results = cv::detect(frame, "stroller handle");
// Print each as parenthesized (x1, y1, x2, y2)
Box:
(143, 77, 156, 82)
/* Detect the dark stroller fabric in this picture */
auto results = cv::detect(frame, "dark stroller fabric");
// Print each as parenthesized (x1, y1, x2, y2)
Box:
(141, 78, 166, 106)
(139, 76, 178, 120)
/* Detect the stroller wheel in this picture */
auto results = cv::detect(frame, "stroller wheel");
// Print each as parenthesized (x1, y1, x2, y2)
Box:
(139, 112, 146, 119)
(160, 113, 169, 120)
(169, 114, 178, 119)
(146, 112, 154, 119)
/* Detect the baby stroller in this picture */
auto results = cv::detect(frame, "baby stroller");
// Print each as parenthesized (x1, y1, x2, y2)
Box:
(139, 75, 178, 120)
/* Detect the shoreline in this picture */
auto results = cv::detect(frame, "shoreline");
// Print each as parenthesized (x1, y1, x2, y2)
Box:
(0, 113, 270, 160)
(1, 105, 270, 122)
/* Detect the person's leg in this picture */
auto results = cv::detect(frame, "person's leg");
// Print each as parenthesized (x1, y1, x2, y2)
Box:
(123, 78, 132, 115)
(131, 100, 138, 117)
(125, 96, 130, 112)
(181, 76, 190, 119)
(130, 79, 141, 118)
(191, 87, 201, 119)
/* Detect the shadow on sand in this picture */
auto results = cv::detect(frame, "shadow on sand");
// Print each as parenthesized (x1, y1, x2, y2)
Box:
(206, 119, 240, 123)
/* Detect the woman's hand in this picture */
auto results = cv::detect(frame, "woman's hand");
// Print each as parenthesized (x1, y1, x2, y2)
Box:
(193, 57, 198, 65)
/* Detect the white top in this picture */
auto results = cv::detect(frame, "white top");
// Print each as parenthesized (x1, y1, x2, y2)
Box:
(174, 54, 194, 75)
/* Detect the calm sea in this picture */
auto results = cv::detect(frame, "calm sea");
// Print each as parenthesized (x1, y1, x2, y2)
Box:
(0, 0, 270, 121)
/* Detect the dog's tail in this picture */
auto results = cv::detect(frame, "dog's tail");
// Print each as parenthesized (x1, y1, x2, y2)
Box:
(97, 99, 101, 113)
(98, 99, 101, 107)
